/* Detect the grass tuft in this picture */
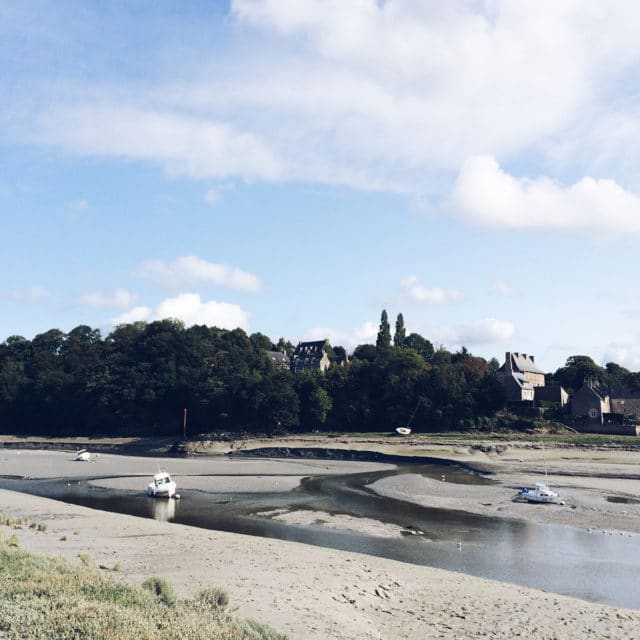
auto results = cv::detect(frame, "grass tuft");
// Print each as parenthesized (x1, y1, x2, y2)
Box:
(198, 586, 229, 612)
(142, 576, 176, 606)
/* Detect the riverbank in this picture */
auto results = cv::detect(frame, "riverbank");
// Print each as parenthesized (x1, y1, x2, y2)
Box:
(2, 438, 640, 638)
(2, 488, 640, 640)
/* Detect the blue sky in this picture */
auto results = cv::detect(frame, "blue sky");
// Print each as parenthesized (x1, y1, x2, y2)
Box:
(3, 0, 640, 372)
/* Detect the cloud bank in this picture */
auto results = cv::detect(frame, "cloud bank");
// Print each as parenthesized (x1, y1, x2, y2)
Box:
(111, 293, 250, 331)
(137, 256, 263, 293)
(452, 155, 640, 233)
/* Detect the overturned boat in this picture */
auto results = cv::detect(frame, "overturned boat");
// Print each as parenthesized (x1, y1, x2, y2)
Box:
(75, 449, 91, 462)
(147, 471, 177, 498)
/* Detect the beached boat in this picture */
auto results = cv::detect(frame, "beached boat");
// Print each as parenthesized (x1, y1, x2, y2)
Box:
(75, 449, 91, 462)
(147, 471, 177, 498)
(395, 427, 412, 436)
(518, 482, 560, 503)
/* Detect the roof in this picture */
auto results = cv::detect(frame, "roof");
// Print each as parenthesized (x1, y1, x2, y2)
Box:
(266, 351, 290, 364)
(294, 340, 327, 353)
(499, 352, 545, 375)
(511, 372, 534, 390)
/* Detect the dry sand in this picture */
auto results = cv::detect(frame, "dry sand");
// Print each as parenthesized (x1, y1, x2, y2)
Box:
(2, 440, 640, 639)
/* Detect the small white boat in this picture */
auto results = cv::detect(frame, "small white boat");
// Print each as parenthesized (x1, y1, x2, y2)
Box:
(147, 471, 177, 498)
(75, 449, 91, 462)
(518, 482, 560, 503)
(395, 427, 412, 436)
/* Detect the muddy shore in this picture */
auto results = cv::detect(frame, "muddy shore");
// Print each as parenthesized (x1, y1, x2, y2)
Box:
(2, 435, 640, 639)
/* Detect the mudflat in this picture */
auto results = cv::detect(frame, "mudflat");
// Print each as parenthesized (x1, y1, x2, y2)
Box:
(2, 438, 640, 639)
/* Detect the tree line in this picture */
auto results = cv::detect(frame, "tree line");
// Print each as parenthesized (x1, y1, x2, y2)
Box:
(0, 311, 637, 438)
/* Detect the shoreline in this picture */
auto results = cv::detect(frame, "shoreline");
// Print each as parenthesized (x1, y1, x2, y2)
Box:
(3, 487, 640, 639)
(3, 438, 640, 638)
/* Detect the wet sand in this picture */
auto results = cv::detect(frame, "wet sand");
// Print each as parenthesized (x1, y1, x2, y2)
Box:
(2, 441, 640, 639)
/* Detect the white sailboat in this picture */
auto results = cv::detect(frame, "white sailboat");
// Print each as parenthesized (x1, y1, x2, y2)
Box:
(517, 443, 562, 504)
(518, 481, 560, 503)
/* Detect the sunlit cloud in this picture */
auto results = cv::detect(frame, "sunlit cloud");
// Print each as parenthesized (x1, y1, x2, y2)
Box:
(400, 275, 463, 306)
(493, 281, 519, 298)
(137, 255, 263, 293)
(602, 344, 640, 371)
(80, 289, 135, 309)
(432, 317, 515, 347)
(303, 321, 378, 349)
(8, 286, 50, 303)
(111, 293, 250, 331)
(204, 182, 235, 206)
(452, 155, 640, 233)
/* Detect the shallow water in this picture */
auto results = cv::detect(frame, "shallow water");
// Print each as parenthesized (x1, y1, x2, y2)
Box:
(2, 462, 640, 610)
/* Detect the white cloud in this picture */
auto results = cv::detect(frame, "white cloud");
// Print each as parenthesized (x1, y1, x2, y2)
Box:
(35, 106, 282, 182)
(452, 155, 640, 233)
(11, 2, 640, 196)
(111, 305, 152, 325)
(80, 289, 135, 309)
(68, 199, 91, 212)
(204, 182, 235, 206)
(432, 318, 515, 347)
(111, 293, 250, 331)
(303, 321, 378, 349)
(400, 275, 463, 306)
(9, 285, 50, 302)
(493, 281, 518, 298)
(137, 255, 263, 293)
(601, 344, 640, 371)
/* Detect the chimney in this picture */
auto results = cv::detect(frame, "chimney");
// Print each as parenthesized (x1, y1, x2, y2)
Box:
(505, 352, 513, 372)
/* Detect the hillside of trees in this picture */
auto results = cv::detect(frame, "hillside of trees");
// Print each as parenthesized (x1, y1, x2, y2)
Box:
(0, 311, 638, 438)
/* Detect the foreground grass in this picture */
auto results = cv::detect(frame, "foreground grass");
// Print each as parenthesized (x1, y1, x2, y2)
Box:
(0, 534, 286, 640)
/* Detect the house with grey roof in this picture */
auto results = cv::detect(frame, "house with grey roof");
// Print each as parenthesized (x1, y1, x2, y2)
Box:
(290, 340, 332, 373)
(498, 352, 545, 402)
(266, 350, 291, 371)
(571, 380, 610, 423)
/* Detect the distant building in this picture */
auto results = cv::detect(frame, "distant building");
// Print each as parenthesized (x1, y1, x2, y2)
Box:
(571, 380, 610, 423)
(498, 351, 545, 402)
(290, 340, 332, 373)
(534, 384, 569, 407)
(266, 351, 291, 371)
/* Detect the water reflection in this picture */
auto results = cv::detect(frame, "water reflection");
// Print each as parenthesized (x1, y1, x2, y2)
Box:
(150, 498, 176, 522)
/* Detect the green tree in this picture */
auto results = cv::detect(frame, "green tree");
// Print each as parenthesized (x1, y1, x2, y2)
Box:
(276, 337, 294, 356)
(554, 355, 606, 393)
(376, 309, 391, 352)
(352, 344, 377, 362)
(250, 332, 275, 351)
(394, 313, 406, 347)
(403, 332, 434, 361)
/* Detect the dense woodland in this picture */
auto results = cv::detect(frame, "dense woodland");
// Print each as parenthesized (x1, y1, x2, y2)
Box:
(1, 311, 638, 437)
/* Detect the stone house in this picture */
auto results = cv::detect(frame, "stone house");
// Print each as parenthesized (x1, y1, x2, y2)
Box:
(498, 352, 546, 402)
(571, 380, 610, 423)
(290, 340, 332, 373)
(266, 351, 291, 371)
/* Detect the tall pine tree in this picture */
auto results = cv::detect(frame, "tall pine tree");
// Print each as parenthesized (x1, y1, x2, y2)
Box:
(376, 309, 391, 351)
(394, 313, 406, 347)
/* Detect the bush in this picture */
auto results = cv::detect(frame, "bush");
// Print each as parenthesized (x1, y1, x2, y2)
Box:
(198, 586, 229, 612)
(142, 576, 176, 606)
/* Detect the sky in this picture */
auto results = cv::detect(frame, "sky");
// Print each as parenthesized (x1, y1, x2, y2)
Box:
(2, 1, 640, 373)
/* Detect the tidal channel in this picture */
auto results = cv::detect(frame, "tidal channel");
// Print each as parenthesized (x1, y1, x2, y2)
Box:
(2, 460, 640, 610)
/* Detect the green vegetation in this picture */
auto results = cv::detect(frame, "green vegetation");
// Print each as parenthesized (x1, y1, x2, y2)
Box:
(1, 315, 638, 438)
(0, 535, 286, 640)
